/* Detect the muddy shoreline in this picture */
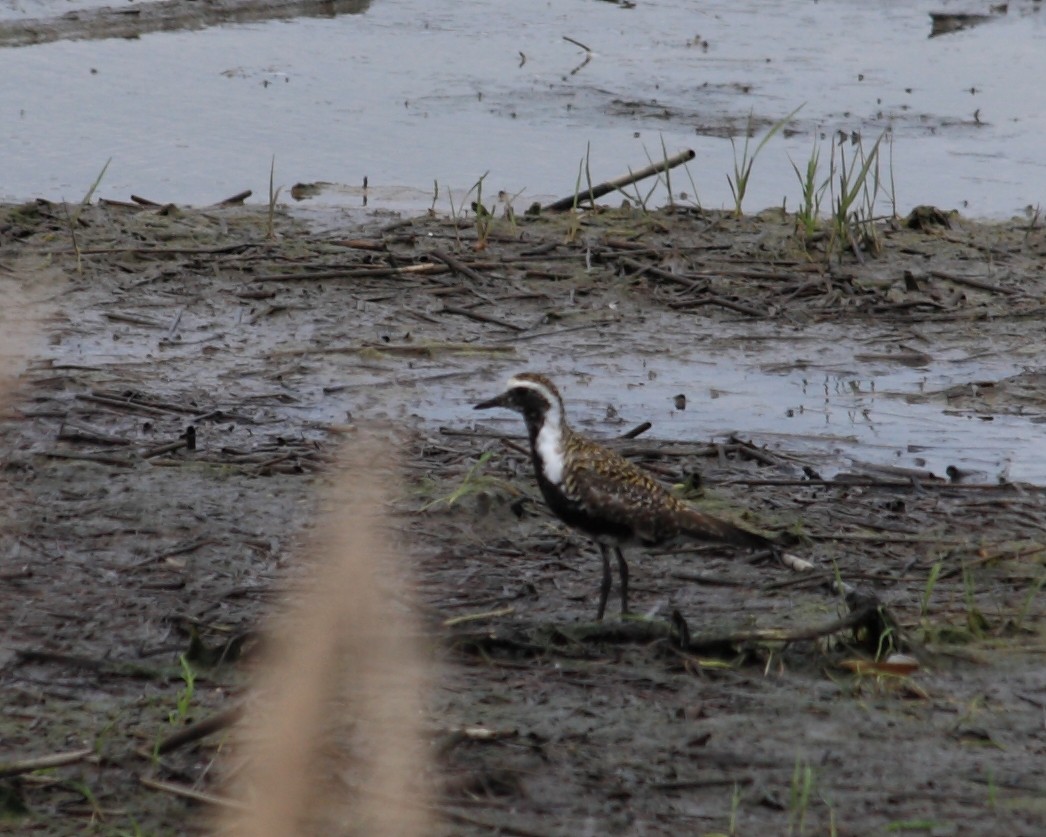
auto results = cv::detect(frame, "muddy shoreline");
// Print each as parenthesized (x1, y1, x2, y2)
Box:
(1, 198, 1044, 834)
(0, 0, 371, 48)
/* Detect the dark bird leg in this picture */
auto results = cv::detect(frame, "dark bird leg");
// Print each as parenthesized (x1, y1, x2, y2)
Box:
(614, 547, 630, 616)
(596, 543, 613, 621)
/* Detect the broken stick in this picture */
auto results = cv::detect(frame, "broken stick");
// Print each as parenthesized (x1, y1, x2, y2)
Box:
(543, 148, 696, 212)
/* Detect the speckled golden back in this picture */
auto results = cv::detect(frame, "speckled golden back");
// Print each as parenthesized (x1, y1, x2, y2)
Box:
(560, 426, 766, 548)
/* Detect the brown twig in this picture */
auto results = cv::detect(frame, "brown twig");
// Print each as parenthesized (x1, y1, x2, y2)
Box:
(670, 294, 767, 318)
(544, 149, 696, 212)
(254, 263, 448, 282)
(617, 256, 707, 292)
(489, 318, 619, 344)
(428, 250, 488, 284)
(0, 748, 94, 779)
(620, 421, 652, 440)
(14, 648, 165, 680)
(439, 306, 523, 331)
(154, 703, 246, 755)
(139, 775, 247, 810)
(929, 269, 1019, 296)
(142, 437, 191, 459)
(84, 390, 204, 416)
(40, 450, 137, 467)
(57, 420, 134, 446)
(215, 190, 253, 207)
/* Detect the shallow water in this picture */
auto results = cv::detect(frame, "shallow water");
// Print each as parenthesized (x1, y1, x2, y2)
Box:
(310, 316, 1045, 485)
(485, 371, 1039, 486)
(1, 0, 1044, 216)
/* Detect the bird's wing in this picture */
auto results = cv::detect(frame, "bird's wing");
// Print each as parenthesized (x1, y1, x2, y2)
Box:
(568, 441, 772, 549)
(566, 447, 680, 541)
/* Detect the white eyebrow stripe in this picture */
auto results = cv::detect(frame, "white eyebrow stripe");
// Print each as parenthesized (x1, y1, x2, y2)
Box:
(506, 376, 557, 402)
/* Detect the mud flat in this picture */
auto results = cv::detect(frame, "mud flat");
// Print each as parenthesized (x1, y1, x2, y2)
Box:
(1, 198, 1044, 834)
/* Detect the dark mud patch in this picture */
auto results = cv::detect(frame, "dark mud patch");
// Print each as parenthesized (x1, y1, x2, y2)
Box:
(908, 368, 1046, 417)
(0, 0, 370, 48)
(1, 198, 1044, 834)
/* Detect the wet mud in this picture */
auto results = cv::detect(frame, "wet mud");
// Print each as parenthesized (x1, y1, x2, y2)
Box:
(1, 198, 1044, 834)
(0, 0, 371, 48)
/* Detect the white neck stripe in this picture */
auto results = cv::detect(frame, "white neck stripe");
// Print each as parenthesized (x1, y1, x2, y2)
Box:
(535, 399, 565, 484)
(505, 376, 567, 485)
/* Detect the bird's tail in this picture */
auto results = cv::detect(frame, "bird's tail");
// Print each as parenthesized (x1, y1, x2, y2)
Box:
(676, 506, 777, 551)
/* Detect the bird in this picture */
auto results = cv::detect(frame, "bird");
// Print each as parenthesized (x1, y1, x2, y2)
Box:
(474, 372, 779, 620)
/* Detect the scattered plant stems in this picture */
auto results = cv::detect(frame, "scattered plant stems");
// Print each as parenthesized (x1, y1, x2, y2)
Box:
(791, 137, 828, 240)
(727, 105, 803, 218)
(828, 130, 886, 259)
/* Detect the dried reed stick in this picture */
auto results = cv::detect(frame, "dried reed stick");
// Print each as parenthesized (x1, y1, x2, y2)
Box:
(218, 435, 431, 836)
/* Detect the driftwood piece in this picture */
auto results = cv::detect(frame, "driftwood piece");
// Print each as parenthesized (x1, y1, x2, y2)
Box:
(544, 149, 696, 212)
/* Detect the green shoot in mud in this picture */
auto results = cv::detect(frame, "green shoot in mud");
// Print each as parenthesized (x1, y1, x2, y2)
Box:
(787, 755, 816, 836)
(962, 563, 989, 636)
(704, 782, 744, 837)
(564, 148, 589, 243)
(1013, 572, 1045, 633)
(150, 653, 198, 761)
(169, 652, 197, 726)
(500, 186, 527, 228)
(919, 560, 944, 622)
(885, 819, 945, 832)
(887, 131, 898, 218)
(728, 781, 742, 836)
(266, 155, 283, 240)
(67, 778, 104, 823)
(827, 131, 887, 258)
(81, 157, 111, 207)
(583, 141, 596, 211)
(620, 164, 659, 213)
(873, 617, 897, 662)
(986, 764, 998, 810)
(635, 135, 680, 211)
(446, 173, 495, 248)
(727, 105, 803, 218)
(681, 159, 703, 209)
(446, 182, 462, 246)
(465, 171, 493, 247)
(65, 157, 112, 273)
(659, 135, 675, 208)
(600, 141, 662, 212)
(420, 451, 514, 511)
(446, 174, 526, 241)
(93, 717, 118, 759)
(788, 129, 894, 261)
(790, 138, 829, 240)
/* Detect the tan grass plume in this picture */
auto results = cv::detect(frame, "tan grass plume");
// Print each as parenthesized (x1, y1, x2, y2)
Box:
(217, 434, 431, 836)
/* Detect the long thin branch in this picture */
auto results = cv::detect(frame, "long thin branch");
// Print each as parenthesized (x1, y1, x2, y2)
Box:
(0, 748, 93, 779)
(544, 149, 696, 212)
(153, 703, 246, 756)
